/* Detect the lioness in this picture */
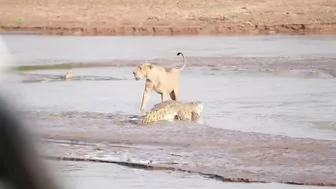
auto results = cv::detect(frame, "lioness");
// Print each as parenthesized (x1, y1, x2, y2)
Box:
(133, 52, 187, 115)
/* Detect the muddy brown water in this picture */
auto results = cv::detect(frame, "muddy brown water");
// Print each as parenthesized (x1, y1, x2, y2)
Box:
(1, 34, 336, 188)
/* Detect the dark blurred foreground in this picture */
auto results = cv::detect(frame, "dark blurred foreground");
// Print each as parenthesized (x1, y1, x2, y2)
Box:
(0, 93, 59, 189)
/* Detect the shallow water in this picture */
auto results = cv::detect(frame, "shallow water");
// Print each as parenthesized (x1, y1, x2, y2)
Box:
(1, 34, 336, 188)
(13, 66, 336, 140)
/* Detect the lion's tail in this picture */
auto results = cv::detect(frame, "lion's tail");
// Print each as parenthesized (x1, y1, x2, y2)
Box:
(176, 52, 187, 71)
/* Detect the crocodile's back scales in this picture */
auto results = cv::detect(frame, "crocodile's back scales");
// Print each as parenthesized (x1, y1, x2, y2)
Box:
(150, 101, 184, 111)
(138, 100, 203, 125)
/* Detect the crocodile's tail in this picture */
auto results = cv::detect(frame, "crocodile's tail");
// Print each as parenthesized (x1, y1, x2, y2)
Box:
(139, 111, 160, 125)
(176, 52, 186, 71)
(138, 109, 176, 125)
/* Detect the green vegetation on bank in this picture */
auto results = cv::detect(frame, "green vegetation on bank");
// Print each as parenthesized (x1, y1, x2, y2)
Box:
(11, 62, 123, 72)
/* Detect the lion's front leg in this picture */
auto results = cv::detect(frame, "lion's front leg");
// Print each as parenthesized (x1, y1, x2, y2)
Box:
(140, 80, 153, 115)
(161, 92, 168, 102)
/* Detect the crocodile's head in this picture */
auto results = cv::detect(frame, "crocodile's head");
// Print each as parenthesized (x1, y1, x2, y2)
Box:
(189, 101, 203, 116)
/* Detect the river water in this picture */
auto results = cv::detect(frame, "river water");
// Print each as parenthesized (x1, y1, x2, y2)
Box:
(0, 34, 336, 188)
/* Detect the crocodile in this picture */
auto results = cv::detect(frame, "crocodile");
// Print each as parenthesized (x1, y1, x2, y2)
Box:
(138, 100, 204, 125)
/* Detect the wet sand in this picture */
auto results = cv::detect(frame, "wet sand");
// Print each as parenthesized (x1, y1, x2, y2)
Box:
(50, 161, 334, 189)
(2, 34, 336, 187)
(0, 0, 336, 35)
(28, 114, 336, 185)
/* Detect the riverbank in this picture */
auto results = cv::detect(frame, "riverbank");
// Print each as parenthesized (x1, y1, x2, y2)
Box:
(0, 0, 335, 36)
(3, 34, 336, 187)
